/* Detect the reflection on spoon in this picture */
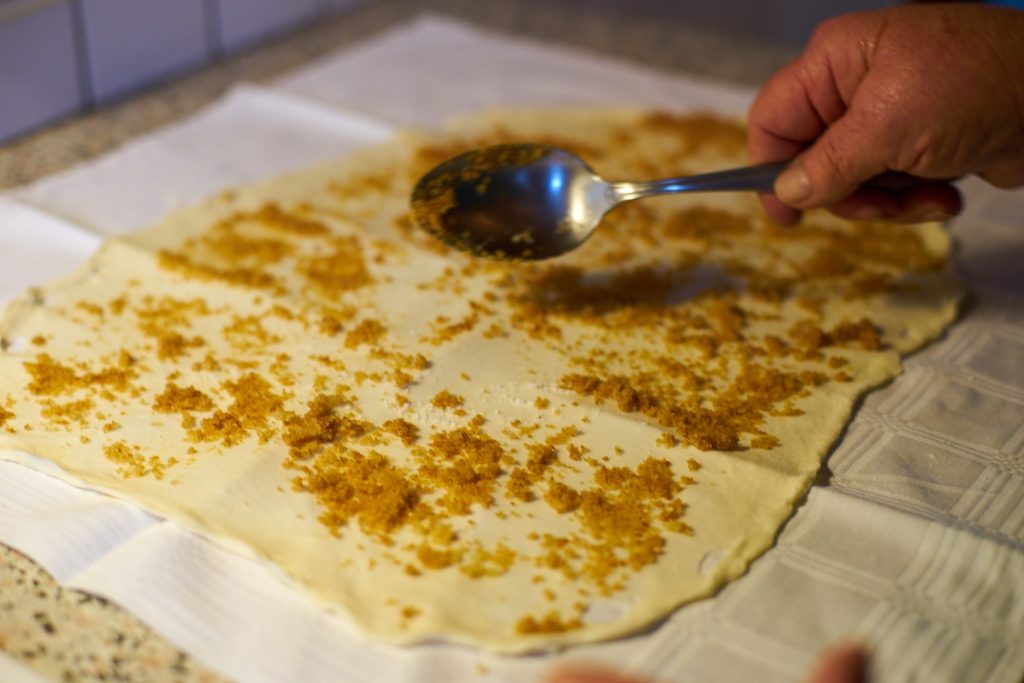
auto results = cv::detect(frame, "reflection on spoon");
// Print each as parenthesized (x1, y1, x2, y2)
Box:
(410, 143, 788, 260)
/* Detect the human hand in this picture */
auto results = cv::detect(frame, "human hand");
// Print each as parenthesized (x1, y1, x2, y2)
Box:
(747, 4, 1024, 226)
(544, 642, 869, 683)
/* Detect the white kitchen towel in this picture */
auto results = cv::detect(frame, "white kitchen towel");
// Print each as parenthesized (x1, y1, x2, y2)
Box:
(0, 15, 1021, 683)
(11, 85, 394, 236)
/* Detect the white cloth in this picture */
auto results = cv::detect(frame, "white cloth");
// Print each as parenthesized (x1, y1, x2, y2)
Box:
(0, 15, 1022, 683)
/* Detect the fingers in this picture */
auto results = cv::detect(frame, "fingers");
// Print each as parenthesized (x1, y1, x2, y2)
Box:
(544, 644, 870, 683)
(544, 665, 650, 683)
(748, 17, 891, 220)
(747, 60, 829, 167)
(759, 192, 804, 227)
(747, 15, 870, 168)
(827, 182, 962, 222)
(774, 104, 895, 210)
(804, 643, 870, 683)
(762, 179, 960, 227)
(979, 156, 1024, 189)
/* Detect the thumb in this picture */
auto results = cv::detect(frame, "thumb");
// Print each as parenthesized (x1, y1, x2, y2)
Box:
(775, 108, 892, 209)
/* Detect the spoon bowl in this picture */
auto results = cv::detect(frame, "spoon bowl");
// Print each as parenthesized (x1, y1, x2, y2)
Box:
(411, 144, 613, 260)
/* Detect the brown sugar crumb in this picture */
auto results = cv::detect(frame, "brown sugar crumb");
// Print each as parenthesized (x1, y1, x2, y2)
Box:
(428, 522, 457, 546)
(561, 355, 830, 452)
(566, 443, 588, 461)
(382, 418, 419, 446)
(75, 301, 105, 317)
(534, 397, 550, 410)
(24, 352, 137, 397)
(656, 432, 677, 448)
(294, 448, 422, 540)
(482, 323, 505, 339)
(0, 406, 14, 428)
(318, 315, 343, 336)
(400, 606, 421, 620)
(505, 467, 535, 502)
(415, 543, 462, 570)
(192, 373, 285, 447)
(103, 440, 177, 480)
(251, 203, 330, 236)
(514, 611, 582, 635)
(191, 352, 221, 373)
(282, 394, 362, 460)
(223, 315, 280, 349)
(108, 296, 128, 315)
(686, 459, 701, 472)
(102, 421, 121, 433)
(40, 397, 94, 427)
(831, 318, 882, 351)
(156, 332, 205, 361)
(153, 383, 214, 413)
(514, 455, 689, 589)
(391, 369, 413, 389)
(158, 250, 281, 292)
(30, 335, 46, 347)
(312, 355, 346, 372)
(415, 425, 506, 515)
(545, 425, 579, 446)
(750, 435, 779, 450)
(526, 443, 558, 476)
(425, 312, 479, 346)
(344, 319, 386, 349)
(544, 481, 581, 514)
(789, 318, 882, 354)
(460, 542, 516, 578)
(300, 235, 374, 297)
(430, 390, 465, 410)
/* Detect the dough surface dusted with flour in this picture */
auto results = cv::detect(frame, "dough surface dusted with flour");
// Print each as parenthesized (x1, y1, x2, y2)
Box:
(0, 109, 962, 652)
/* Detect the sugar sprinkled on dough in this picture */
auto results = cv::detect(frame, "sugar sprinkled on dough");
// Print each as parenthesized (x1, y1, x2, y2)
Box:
(0, 110, 960, 651)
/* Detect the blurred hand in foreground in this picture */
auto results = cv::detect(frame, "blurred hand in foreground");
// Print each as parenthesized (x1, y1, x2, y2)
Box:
(545, 642, 869, 683)
(747, 4, 1024, 225)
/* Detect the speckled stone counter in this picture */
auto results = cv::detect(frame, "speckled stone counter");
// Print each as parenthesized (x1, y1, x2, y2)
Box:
(0, 1, 793, 680)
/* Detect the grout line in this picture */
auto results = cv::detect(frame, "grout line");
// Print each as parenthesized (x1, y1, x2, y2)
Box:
(68, 0, 95, 109)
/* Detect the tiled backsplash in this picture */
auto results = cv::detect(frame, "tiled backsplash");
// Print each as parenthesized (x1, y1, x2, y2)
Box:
(0, 0, 361, 143)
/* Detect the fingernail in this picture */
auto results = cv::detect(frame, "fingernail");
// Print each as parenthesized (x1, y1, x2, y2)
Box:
(776, 165, 812, 205)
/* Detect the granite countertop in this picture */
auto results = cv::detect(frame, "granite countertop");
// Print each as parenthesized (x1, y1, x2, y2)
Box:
(0, 1, 792, 680)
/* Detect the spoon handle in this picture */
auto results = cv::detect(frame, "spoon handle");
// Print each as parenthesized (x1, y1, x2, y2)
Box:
(611, 162, 930, 201)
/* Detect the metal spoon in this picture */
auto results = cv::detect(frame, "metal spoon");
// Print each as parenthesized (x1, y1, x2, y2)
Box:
(410, 143, 924, 261)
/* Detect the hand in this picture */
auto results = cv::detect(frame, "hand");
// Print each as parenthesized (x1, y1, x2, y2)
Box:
(747, 5, 1024, 226)
(545, 642, 869, 683)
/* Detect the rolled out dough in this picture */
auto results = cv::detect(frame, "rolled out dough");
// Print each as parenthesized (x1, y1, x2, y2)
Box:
(0, 109, 962, 652)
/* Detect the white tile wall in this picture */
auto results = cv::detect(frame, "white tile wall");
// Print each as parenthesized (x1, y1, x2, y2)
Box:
(214, 0, 323, 55)
(80, 0, 210, 104)
(0, 0, 365, 144)
(0, 0, 82, 142)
